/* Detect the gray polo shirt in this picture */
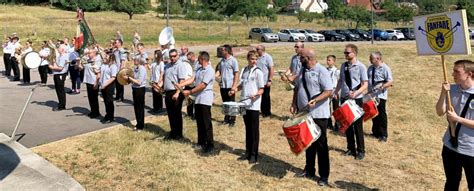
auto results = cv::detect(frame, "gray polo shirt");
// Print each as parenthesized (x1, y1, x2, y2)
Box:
(132, 65, 147, 88)
(218, 56, 239, 89)
(151, 61, 164, 83)
(443, 85, 474, 157)
(53, 54, 69, 75)
(257, 52, 274, 84)
(339, 60, 368, 99)
(134, 52, 148, 64)
(290, 54, 301, 76)
(295, 63, 333, 119)
(83, 57, 102, 85)
(163, 61, 187, 91)
(327, 66, 340, 89)
(194, 65, 215, 106)
(99, 64, 117, 89)
(239, 66, 264, 111)
(367, 63, 393, 100)
(113, 48, 127, 70)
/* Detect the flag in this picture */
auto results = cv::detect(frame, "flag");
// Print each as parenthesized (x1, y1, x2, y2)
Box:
(75, 8, 95, 54)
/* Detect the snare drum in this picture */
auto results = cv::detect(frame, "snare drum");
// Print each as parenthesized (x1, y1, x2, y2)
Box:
(282, 114, 321, 155)
(362, 98, 379, 122)
(221, 101, 247, 116)
(332, 100, 364, 134)
(22, 51, 41, 69)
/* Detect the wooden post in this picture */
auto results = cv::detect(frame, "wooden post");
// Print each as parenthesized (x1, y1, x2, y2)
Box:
(442, 55, 456, 137)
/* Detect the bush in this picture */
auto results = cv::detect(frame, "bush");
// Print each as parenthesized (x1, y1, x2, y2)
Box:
(58, 0, 111, 11)
(185, 10, 224, 21)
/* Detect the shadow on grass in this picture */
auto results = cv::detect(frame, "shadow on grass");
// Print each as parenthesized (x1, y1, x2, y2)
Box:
(334, 180, 379, 190)
(144, 124, 192, 144)
(328, 146, 347, 155)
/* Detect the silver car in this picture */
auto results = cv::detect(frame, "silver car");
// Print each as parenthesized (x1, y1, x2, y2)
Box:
(298, 29, 325, 42)
(277, 29, 306, 42)
(248, 28, 279, 42)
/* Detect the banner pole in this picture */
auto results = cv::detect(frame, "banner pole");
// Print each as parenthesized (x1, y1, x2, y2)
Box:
(442, 55, 456, 137)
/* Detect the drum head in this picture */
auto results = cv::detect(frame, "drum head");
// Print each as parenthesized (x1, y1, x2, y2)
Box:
(23, 51, 41, 69)
(283, 114, 307, 128)
(117, 68, 134, 86)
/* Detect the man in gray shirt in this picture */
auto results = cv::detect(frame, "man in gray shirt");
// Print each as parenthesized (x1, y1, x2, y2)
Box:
(334, 44, 368, 160)
(291, 49, 333, 187)
(49, 44, 69, 111)
(79, 48, 102, 118)
(367, 51, 393, 142)
(256, 45, 274, 117)
(113, 39, 127, 102)
(183, 51, 216, 153)
(216, 45, 240, 127)
(436, 59, 474, 191)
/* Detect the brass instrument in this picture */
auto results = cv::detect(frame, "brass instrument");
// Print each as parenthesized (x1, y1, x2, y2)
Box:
(278, 71, 295, 91)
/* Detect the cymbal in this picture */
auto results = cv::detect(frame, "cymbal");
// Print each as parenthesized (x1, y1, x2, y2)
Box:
(117, 68, 134, 86)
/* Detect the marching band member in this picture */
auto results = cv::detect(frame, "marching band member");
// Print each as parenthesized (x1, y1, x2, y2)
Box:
(125, 57, 147, 131)
(49, 44, 69, 111)
(163, 49, 187, 140)
(2, 37, 12, 77)
(9, 36, 21, 81)
(291, 49, 333, 186)
(367, 51, 393, 142)
(326, 55, 340, 131)
(334, 44, 368, 160)
(78, 48, 101, 119)
(21, 40, 33, 85)
(179, 46, 189, 63)
(98, 51, 118, 124)
(282, 42, 304, 83)
(182, 51, 216, 153)
(150, 50, 165, 113)
(113, 39, 127, 102)
(38, 41, 51, 85)
(229, 50, 264, 164)
(134, 43, 149, 68)
(256, 45, 274, 118)
(436, 59, 474, 191)
(216, 45, 240, 127)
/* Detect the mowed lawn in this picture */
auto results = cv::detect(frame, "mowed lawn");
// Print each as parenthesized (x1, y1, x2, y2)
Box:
(32, 42, 474, 190)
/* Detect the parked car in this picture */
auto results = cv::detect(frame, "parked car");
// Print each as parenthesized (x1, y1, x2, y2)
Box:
(277, 29, 306, 42)
(248, 27, 279, 42)
(469, 27, 474, 39)
(367, 29, 388, 41)
(394, 27, 415, 40)
(317, 30, 346, 42)
(386, 29, 405, 40)
(298, 29, 325, 42)
(348, 29, 372, 41)
(334, 29, 362, 41)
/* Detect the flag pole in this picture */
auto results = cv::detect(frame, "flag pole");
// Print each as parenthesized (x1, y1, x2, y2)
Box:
(441, 55, 456, 137)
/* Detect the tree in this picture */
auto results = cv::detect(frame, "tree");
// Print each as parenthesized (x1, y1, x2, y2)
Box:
(112, 0, 149, 20)
(58, 0, 111, 11)
(382, 0, 416, 24)
(457, 0, 474, 24)
(156, 0, 183, 15)
(225, 0, 272, 21)
(324, 0, 346, 20)
(273, 0, 291, 8)
(345, 6, 371, 29)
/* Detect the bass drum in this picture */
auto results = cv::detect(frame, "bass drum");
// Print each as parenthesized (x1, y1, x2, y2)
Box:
(22, 51, 41, 69)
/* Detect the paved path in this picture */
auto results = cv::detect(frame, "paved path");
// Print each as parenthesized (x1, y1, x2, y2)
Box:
(0, 133, 84, 190)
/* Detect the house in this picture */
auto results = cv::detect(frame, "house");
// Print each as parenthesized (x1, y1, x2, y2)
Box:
(288, 0, 329, 13)
(345, 0, 385, 13)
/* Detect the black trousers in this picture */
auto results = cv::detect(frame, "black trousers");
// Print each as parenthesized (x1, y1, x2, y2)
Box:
(86, 84, 100, 116)
(53, 73, 67, 108)
(372, 99, 387, 137)
(343, 98, 365, 154)
(185, 86, 194, 117)
(69, 65, 81, 90)
(243, 110, 260, 159)
(133, 87, 146, 129)
(11, 57, 20, 80)
(3, 53, 11, 76)
(152, 89, 163, 110)
(442, 146, 474, 191)
(195, 104, 214, 147)
(305, 118, 330, 179)
(261, 86, 271, 116)
(220, 88, 236, 123)
(328, 98, 339, 130)
(22, 66, 30, 83)
(101, 83, 115, 120)
(165, 90, 185, 138)
(115, 80, 124, 100)
(38, 65, 49, 84)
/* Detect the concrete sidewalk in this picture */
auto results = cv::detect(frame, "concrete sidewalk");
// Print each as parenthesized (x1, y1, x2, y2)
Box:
(0, 133, 84, 190)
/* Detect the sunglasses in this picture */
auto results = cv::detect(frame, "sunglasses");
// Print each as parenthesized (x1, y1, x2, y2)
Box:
(344, 51, 352, 55)
(169, 54, 177, 58)
(294, 46, 301, 48)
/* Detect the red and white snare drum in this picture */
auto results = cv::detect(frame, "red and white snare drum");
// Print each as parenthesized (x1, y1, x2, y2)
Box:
(362, 97, 379, 122)
(282, 114, 321, 155)
(333, 99, 364, 134)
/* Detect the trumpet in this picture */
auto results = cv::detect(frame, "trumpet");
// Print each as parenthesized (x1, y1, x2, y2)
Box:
(278, 71, 295, 91)
(149, 81, 164, 95)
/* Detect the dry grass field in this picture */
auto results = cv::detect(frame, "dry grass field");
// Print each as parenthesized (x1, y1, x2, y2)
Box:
(0, 5, 401, 48)
(32, 41, 474, 190)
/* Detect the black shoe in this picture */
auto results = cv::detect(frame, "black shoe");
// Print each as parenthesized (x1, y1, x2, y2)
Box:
(88, 113, 101, 118)
(344, 150, 356, 157)
(295, 171, 316, 180)
(202, 145, 215, 154)
(164, 134, 174, 140)
(100, 118, 113, 124)
(52, 107, 65, 111)
(370, 133, 380, 139)
(237, 154, 249, 161)
(356, 152, 365, 160)
(249, 156, 258, 164)
(192, 144, 204, 149)
(379, 136, 387, 142)
(173, 135, 184, 141)
(318, 178, 329, 186)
